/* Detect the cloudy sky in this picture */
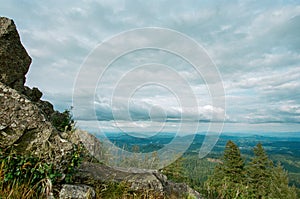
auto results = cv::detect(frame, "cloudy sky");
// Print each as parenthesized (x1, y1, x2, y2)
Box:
(1, 0, 300, 135)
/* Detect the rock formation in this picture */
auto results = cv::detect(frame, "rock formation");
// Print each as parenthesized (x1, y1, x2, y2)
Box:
(0, 82, 52, 151)
(0, 16, 74, 170)
(0, 17, 31, 92)
(0, 16, 202, 198)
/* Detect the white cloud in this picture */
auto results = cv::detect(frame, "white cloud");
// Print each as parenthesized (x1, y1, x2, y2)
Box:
(1, 0, 300, 133)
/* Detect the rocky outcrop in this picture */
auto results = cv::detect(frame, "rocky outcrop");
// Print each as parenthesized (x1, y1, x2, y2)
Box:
(73, 129, 104, 160)
(68, 130, 202, 198)
(0, 17, 31, 93)
(0, 17, 74, 170)
(0, 17, 68, 129)
(75, 162, 164, 191)
(0, 82, 52, 151)
(0, 81, 73, 168)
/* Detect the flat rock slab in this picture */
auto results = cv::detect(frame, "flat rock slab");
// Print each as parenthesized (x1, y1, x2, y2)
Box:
(74, 162, 202, 198)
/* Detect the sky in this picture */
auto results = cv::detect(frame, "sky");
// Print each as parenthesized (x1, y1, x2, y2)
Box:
(1, 0, 300, 135)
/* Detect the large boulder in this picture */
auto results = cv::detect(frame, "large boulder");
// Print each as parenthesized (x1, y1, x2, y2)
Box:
(0, 17, 31, 92)
(75, 162, 164, 192)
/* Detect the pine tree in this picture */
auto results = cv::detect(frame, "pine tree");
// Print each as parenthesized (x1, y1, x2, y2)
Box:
(221, 140, 245, 182)
(205, 140, 246, 198)
(205, 141, 298, 199)
(269, 162, 297, 199)
(246, 143, 274, 197)
(161, 157, 187, 183)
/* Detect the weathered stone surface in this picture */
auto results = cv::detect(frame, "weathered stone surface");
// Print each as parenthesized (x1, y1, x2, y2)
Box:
(0, 17, 31, 92)
(75, 162, 163, 191)
(0, 17, 70, 129)
(74, 162, 202, 198)
(0, 82, 73, 166)
(23, 86, 58, 122)
(74, 129, 104, 160)
(0, 82, 51, 151)
(24, 86, 43, 102)
(36, 99, 55, 120)
(59, 184, 95, 199)
(164, 181, 202, 198)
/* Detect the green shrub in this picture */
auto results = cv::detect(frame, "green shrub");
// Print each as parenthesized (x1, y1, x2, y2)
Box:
(50, 108, 74, 132)
(0, 148, 61, 197)
(0, 142, 84, 198)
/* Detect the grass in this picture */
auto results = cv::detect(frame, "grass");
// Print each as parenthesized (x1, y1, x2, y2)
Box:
(0, 147, 167, 199)
(0, 148, 55, 199)
(0, 161, 44, 198)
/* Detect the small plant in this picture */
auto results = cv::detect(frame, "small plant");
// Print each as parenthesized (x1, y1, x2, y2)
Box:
(186, 193, 197, 199)
(64, 144, 84, 183)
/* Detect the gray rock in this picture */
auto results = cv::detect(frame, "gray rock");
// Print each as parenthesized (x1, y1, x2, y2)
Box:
(0, 82, 74, 168)
(75, 129, 103, 160)
(164, 181, 202, 199)
(74, 162, 202, 198)
(24, 86, 43, 102)
(0, 16, 55, 123)
(0, 17, 31, 92)
(59, 184, 95, 199)
(0, 16, 75, 171)
(0, 82, 52, 151)
(74, 162, 164, 192)
(36, 99, 55, 120)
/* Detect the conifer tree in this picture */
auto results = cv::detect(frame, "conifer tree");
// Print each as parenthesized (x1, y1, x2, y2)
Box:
(205, 141, 298, 199)
(221, 140, 245, 182)
(269, 162, 297, 199)
(246, 143, 274, 197)
(205, 140, 246, 198)
(162, 157, 187, 183)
